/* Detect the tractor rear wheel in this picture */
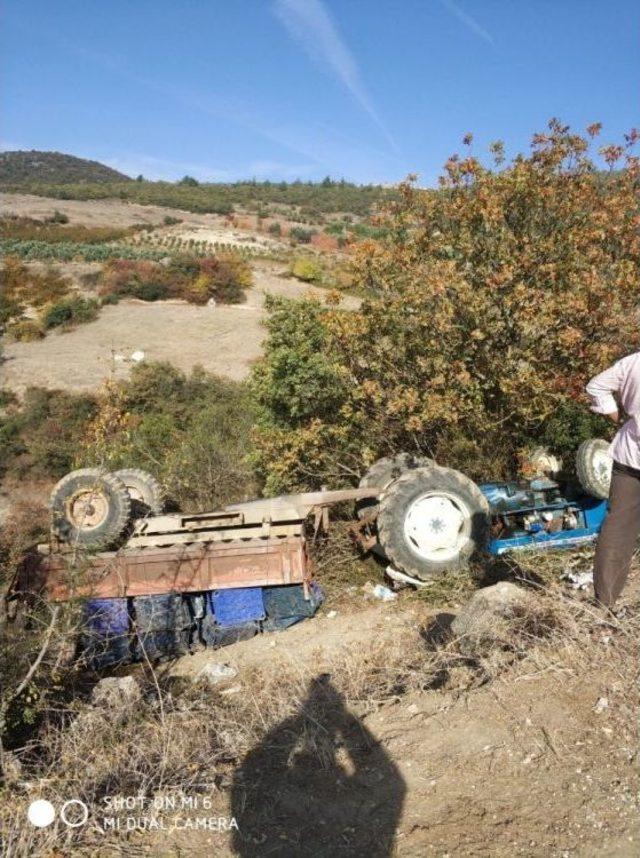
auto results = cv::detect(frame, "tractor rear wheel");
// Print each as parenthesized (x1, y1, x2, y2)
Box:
(50, 468, 131, 549)
(576, 438, 613, 499)
(113, 468, 164, 517)
(377, 465, 490, 579)
(356, 452, 435, 519)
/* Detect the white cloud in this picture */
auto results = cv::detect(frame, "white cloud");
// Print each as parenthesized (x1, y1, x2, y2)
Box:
(272, 0, 396, 150)
(440, 0, 495, 45)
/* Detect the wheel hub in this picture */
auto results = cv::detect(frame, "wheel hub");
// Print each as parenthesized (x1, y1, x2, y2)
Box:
(403, 492, 470, 561)
(66, 489, 109, 529)
(592, 449, 613, 484)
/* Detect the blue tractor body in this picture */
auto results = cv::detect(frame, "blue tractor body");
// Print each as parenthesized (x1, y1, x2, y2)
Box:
(478, 477, 608, 556)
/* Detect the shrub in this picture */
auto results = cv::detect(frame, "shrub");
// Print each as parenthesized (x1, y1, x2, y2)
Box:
(6, 319, 45, 342)
(291, 257, 322, 283)
(99, 259, 177, 301)
(0, 217, 138, 244)
(42, 296, 99, 330)
(46, 209, 69, 224)
(163, 215, 182, 226)
(133, 280, 171, 302)
(251, 121, 640, 490)
(0, 239, 166, 262)
(289, 227, 316, 244)
(0, 387, 98, 479)
(0, 292, 25, 326)
(80, 363, 257, 510)
(268, 222, 282, 236)
(99, 256, 250, 305)
(100, 292, 120, 305)
(1, 256, 71, 313)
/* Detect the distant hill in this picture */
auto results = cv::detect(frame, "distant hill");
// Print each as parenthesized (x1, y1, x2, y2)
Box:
(0, 150, 395, 217)
(0, 150, 132, 185)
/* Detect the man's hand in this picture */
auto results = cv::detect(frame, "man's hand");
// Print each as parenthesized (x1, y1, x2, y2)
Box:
(605, 411, 620, 423)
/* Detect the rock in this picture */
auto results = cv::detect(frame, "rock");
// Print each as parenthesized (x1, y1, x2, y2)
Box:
(197, 662, 238, 685)
(91, 675, 142, 709)
(451, 582, 538, 652)
(130, 350, 145, 363)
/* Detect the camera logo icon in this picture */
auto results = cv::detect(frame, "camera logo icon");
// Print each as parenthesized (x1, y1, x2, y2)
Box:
(27, 799, 89, 828)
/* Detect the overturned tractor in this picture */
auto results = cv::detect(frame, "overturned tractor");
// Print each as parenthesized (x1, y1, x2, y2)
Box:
(18, 438, 612, 667)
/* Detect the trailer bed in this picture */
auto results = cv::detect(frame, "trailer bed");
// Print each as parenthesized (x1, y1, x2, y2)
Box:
(30, 536, 309, 601)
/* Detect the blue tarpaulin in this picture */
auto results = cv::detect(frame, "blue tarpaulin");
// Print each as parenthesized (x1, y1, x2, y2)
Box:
(210, 587, 266, 627)
(81, 584, 324, 668)
(263, 582, 324, 631)
(82, 598, 131, 669)
(133, 594, 191, 661)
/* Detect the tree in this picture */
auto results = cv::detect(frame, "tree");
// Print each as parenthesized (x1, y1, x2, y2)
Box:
(251, 121, 640, 491)
(178, 175, 199, 187)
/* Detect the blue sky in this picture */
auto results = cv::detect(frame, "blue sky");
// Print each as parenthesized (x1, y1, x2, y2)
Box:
(2, 1, 638, 185)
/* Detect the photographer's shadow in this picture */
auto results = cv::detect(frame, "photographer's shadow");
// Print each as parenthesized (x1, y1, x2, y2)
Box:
(230, 674, 406, 857)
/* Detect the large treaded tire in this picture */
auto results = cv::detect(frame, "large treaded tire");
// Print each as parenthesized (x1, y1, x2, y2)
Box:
(50, 468, 132, 549)
(576, 438, 613, 499)
(377, 465, 490, 580)
(113, 468, 164, 517)
(356, 452, 435, 519)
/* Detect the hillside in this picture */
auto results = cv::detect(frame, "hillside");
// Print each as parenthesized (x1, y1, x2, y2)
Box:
(0, 150, 132, 185)
(0, 151, 395, 217)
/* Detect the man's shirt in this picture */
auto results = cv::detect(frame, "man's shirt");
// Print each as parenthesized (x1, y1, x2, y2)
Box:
(586, 352, 640, 469)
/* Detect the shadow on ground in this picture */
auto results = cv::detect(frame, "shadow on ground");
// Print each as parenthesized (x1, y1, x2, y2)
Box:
(230, 674, 406, 857)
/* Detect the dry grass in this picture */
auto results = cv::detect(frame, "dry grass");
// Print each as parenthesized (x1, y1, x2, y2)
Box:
(2, 556, 638, 855)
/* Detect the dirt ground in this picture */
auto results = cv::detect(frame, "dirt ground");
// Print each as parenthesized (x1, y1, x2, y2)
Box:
(121, 580, 639, 858)
(1, 192, 228, 229)
(1, 263, 357, 394)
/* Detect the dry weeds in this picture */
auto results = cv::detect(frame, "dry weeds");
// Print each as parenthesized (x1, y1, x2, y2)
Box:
(2, 560, 638, 856)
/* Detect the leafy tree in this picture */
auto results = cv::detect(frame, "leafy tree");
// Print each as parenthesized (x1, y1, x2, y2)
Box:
(252, 121, 640, 490)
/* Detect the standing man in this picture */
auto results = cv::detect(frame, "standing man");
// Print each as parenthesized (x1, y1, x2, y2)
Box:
(586, 352, 640, 607)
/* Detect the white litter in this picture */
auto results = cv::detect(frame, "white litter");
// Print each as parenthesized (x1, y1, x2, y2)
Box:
(113, 353, 126, 363)
(326, 610, 338, 619)
(131, 350, 146, 363)
(594, 696, 609, 713)
(371, 583, 398, 602)
(561, 569, 593, 590)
